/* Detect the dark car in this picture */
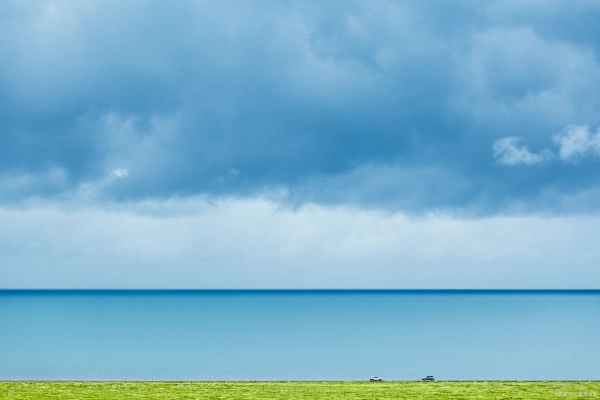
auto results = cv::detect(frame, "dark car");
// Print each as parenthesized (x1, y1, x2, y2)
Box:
(422, 375, 435, 382)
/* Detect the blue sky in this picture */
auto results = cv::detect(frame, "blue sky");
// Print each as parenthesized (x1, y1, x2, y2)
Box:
(1, 0, 600, 288)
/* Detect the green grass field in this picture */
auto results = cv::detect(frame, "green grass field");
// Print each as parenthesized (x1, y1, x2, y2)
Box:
(1, 381, 599, 399)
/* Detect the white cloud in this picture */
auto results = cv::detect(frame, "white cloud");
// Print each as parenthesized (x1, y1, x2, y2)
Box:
(553, 124, 600, 162)
(111, 168, 129, 178)
(493, 136, 551, 166)
(494, 125, 600, 166)
(0, 197, 598, 289)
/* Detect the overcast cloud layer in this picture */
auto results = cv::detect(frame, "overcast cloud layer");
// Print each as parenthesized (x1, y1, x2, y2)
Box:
(2, 197, 599, 289)
(1, 0, 600, 211)
(2, 1, 600, 288)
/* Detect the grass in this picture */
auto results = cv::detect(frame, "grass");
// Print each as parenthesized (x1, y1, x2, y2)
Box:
(1, 381, 599, 399)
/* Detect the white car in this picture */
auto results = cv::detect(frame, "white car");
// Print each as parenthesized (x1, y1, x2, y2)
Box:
(369, 376, 383, 382)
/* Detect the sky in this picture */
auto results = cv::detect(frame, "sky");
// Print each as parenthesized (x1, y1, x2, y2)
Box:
(1, 0, 600, 288)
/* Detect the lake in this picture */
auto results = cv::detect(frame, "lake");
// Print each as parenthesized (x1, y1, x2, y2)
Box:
(1, 290, 598, 380)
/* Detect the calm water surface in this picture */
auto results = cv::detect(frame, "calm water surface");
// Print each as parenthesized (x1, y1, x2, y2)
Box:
(1, 290, 599, 380)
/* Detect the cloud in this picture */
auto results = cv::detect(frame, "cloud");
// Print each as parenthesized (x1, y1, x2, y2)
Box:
(494, 124, 600, 167)
(111, 168, 129, 179)
(1, 197, 599, 289)
(493, 137, 551, 166)
(1, 1, 600, 214)
(553, 124, 600, 162)
(3, 2, 600, 289)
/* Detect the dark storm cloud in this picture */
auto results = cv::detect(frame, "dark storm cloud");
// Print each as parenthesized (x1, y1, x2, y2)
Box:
(1, 0, 600, 213)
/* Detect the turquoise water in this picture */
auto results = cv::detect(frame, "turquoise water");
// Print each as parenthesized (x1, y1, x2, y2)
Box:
(1, 290, 599, 380)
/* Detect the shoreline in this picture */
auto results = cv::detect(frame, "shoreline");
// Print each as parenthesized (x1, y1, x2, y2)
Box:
(2, 380, 598, 382)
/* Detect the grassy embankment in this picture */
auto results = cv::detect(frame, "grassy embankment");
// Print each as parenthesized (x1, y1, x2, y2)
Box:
(1, 381, 599, 399)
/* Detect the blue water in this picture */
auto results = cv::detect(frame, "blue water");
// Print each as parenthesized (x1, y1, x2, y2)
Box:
(1, 290, 599, 381)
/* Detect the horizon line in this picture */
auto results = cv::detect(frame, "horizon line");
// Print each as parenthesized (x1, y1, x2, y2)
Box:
(1, 288, 599, 292)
